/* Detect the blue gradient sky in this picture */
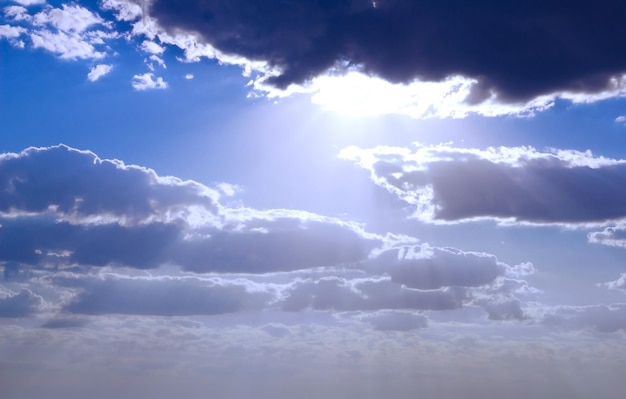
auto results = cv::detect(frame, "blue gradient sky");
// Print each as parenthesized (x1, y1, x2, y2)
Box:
(2, 1, 626, 398)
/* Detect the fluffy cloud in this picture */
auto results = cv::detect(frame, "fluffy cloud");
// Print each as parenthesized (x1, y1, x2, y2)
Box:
(132, 72, 168, 90)
(87, 63, 112, 81)
(341, 143, 626, 224)
(143, 0, 626, 103)
(588, 226, 626, 248)
(1, 3, 115, 60)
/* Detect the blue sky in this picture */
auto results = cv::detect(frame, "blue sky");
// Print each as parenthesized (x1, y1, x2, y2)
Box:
(2, 1, 626, 398)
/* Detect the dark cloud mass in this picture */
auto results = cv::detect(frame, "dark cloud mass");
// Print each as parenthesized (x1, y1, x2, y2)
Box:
(147, 0, 626, 101)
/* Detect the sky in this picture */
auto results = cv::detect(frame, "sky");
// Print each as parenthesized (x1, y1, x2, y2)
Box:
(2, 1, 626, 398)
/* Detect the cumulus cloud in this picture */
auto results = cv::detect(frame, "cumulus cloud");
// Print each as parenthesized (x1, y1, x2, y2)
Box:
(1, 3, 116, 60)
(615, 116, 626, 126)
(141, 0, 626, 103)
(132, 72, 168, 90)
(87, 63, 112, 81)
(340, 142, 626, 225)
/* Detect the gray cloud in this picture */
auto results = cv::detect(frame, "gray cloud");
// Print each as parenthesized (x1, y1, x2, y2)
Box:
(145, 0, 626, 102)
(542, 304, 626, 333)
(60, 275, 271, 316)
(367, 245, 504, 290)
(281, 276, 466, 312)
(342, 143, 626, 224)
(0, 144, 219, 221)
(0, 288, 42, 317)
(358, 310, 429, 331)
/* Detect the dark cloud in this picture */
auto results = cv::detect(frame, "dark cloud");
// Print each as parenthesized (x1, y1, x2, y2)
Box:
(0, 288, 42, 318)
(61, 275, 270, 316)
(346, 144, 626, 224)
(147, 0, 626, 101)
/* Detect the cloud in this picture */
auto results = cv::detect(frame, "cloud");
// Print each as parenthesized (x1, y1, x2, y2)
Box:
(615, 115, 626, 126)
(0, 288, 42, 318)
(59, 274, 271, 316)
(368, 245, 504, 290)
(0, 144, 219, 221)
(143, 0, 626, 103)
(0, 145, 539, 324)
(141, 39, 165, 54)
(588, 226, 626, 248)
(12, 0, 46, 5)
(87, 64, 112, 81)
(340, 143, 626, 225)
(357, 310, 429, 331)
(602, 273, 626, 292)
(0, 145, 384, 273)
(1, 3, 116, 60)
(184, 73, 194, 80)
(132, 72, 168, 90)
(543, 304, 626, 333)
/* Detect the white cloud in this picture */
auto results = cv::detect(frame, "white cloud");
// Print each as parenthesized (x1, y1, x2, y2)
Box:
(132, 72, 168, 90)
(100, 0, 142, 22)
(0, 24, 25, 38)
(12, 0, 46, 5)
(615, 115, 626, 126)
(87, 63, 112, 81)
(3, 6, 30, 21)
(588, 226, 626, 248)
(30, 29, 105, 59)
(603, 274, 626, 292)
(32, 4, 107, 33)
(141, 39, 164, 54)
(184, 73, 194, 80)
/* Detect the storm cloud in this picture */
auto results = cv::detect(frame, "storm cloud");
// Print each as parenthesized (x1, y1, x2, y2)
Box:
(145, 0, 626, 102)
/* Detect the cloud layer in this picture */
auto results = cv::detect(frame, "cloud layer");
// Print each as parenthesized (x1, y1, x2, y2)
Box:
(0, 144, 542, 327)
